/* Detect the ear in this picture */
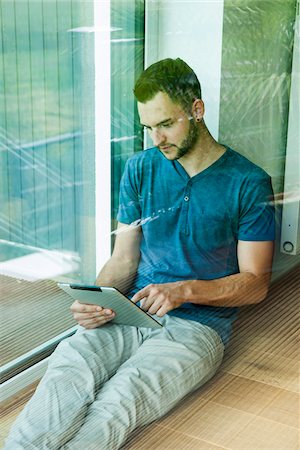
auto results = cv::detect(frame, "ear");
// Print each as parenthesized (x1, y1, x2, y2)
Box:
(192, 99, 204, 122)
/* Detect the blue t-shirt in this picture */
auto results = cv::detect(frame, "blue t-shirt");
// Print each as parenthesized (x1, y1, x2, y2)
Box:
(117, 147, 275, 345)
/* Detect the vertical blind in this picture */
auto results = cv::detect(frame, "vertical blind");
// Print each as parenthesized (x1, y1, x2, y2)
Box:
(0, 0, 84, 258)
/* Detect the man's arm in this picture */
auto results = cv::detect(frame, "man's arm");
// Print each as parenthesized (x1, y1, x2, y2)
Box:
(70, 222, 141, 328)
(132, 240, 274, 317)
(95, 222, 142, 292)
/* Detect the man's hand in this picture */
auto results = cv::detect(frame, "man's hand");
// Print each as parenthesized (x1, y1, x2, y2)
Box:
(70, 300, 115, 329)
(131, 282, 186, 317)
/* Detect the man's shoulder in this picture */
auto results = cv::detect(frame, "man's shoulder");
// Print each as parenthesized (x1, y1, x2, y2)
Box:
(225, 147, 271, 181)
(126, 147, 160, 165)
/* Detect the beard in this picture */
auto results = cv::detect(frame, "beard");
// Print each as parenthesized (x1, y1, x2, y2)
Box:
(176, 119, 200, 159)
(159, 119, 200, 160)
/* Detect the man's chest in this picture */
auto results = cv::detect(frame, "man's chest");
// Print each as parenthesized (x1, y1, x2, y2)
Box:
(137, 173, 239, 243)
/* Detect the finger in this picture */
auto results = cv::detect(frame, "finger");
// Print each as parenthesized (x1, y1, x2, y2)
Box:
(78, 316, 107, 328)
(138, 297, 147, 309)
(155, 304, 169, 317)
(77, 312, 115, 329)
(140, 297, 156, 311)
(140, 289, 164, 311)
(70, 300, 102, 313)
(73, 308, 115, 321)
(147, 296, 165, 315)
(73, 310, 104, 321)
(131, 287, 150, 303)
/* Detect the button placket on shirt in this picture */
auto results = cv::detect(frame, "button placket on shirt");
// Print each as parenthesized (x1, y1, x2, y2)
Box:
(181, 184, 191, 235)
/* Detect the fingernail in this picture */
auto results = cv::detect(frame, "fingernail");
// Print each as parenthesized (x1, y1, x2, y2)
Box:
(97, 306, 102, 311)
(104, 309, 112, 315)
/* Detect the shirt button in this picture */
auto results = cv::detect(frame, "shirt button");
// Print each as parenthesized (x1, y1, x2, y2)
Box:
(184, 196, 189, 201)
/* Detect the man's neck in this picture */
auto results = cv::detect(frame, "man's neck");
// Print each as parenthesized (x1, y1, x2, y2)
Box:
(178, 123, 226, 177)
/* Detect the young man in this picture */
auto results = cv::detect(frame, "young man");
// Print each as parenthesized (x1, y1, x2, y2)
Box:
(5, 58, 275, 449)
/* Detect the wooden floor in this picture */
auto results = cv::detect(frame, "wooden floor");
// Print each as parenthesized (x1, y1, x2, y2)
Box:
(1, 265, 299, 449)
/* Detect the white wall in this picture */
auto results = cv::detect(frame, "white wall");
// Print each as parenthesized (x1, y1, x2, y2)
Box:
(280, 3, 300, 256)
(145, 0, 224, 140)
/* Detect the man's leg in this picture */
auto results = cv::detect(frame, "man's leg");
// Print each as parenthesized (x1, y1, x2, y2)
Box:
(63, 316, 225, 450)
(4, 324, 143, 450)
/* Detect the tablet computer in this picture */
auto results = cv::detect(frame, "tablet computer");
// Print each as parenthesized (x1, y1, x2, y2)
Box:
(58, 283, 163, 329)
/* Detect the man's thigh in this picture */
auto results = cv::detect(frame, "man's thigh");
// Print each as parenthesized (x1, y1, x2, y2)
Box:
(60, 317, 224, 449)
(50, 322, 144, 381)
(121, 316, 224, 396)
(94, 316, 224, 422)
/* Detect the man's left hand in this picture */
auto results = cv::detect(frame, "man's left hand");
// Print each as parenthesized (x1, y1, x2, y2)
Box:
(131, 282, 186, 317)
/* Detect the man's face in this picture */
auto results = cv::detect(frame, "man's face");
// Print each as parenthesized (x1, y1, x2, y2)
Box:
(138, 92, 199, 161)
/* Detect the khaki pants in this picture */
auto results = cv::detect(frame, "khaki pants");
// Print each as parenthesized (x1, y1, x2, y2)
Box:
(5, 315, 224, 450)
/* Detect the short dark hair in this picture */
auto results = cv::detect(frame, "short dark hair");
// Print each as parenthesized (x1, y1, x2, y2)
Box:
(134, 58, 201, 110)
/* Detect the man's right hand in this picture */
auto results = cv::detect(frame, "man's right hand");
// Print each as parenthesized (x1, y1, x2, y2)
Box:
(70, 300, 116, 329)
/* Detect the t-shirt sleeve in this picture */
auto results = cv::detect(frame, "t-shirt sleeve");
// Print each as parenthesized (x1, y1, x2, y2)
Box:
(117, 158, 141, 224)
(238, 173, 275, 241)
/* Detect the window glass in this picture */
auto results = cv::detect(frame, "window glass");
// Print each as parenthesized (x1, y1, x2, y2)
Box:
(0, 0, 94, 373)
(219, 0, 298, 274)
(219, 0, 296, 195)
(0, 0, 144, 375)
(111, 0, 145, 229)
(1, 0, 298, 382)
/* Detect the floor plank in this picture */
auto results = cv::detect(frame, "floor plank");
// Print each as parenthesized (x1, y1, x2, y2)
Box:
(162, 401, 257, 448)
(223, 349, 299, 393)
(123, 425, 228, 449)
(229, 417, 299, 450)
